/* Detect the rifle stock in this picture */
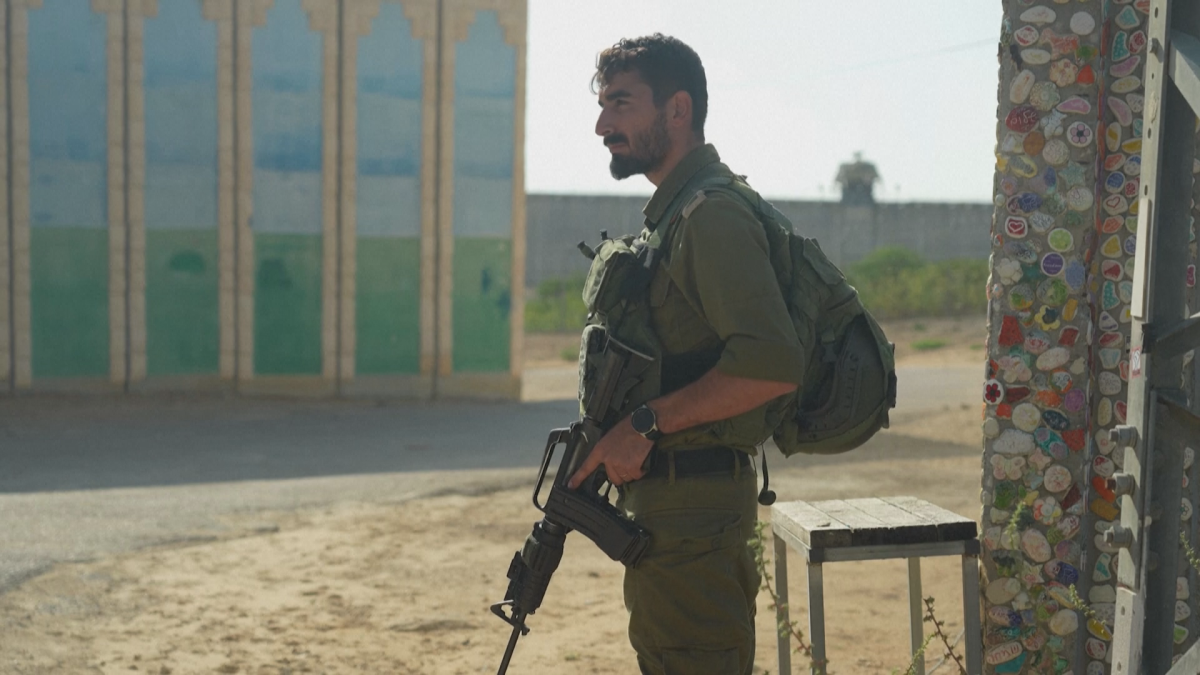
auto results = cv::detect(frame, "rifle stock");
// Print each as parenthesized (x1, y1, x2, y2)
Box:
(490, 332, 654, 674)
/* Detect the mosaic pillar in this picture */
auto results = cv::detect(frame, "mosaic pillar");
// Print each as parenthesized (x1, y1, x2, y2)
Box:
(436, 0, 524, 399)
(126, 0, 148, 382)
(8, 0, 32, 389)
(984, 1, 1200, 673)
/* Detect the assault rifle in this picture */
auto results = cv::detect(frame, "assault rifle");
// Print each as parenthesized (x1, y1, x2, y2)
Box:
(490, 329, 654, 674)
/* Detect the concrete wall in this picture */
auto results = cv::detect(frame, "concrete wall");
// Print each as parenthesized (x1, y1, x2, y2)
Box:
(524, 193, 993, 287)
(3, 0, 527, 400)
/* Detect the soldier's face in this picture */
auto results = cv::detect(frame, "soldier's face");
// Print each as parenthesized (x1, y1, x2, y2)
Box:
(595, 70, 671, 180)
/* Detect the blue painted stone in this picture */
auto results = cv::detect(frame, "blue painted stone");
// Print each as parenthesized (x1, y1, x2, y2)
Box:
(1116, 5, 1140, 30)
(1100, 311, 1120, 332)
(1017, 192, 1042, 212)
(1043, 166, 1057, 188)
(1102, 281, 1121, 310)
(995, 652, 1028, 674)
(1112, 31, 1131, 62)
(1065, 260, 1086, 291)
(1043, 410, 1071, 431)
(1041, 253, 1065, 276)
(1126, 154, 1141, 175)
(1124, 235, 1137, 255)
(1055, 562, 1080, 586)
(1006, 241, 1041, 265)
(1105, 172, 1126, 192)
(1133, 118, 1143, 138)
(1036, 428, 1070, 459)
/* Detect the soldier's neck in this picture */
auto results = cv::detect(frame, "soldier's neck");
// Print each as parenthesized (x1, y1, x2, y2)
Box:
(645, 137, 704, 187)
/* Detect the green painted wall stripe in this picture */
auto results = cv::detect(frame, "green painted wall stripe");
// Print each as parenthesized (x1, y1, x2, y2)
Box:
(30, 229, 109, 378)
(254, 233, 323, 375)
(145, 230, 220, 376)
(452, 238, 511, 372)
(356, 237, 420, 375)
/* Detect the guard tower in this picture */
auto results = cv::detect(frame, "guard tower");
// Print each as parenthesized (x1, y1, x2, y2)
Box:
(834, 152, 880, 206)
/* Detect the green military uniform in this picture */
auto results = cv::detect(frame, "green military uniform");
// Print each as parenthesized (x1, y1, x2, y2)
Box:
(617, 144, 805, 674)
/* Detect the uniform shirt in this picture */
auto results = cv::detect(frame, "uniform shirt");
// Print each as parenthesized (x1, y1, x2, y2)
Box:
(642, 144, 806, 453)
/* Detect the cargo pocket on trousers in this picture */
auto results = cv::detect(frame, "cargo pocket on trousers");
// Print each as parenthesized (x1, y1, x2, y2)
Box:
(644, 508, 745, 561)
(661, 647, 740, 675)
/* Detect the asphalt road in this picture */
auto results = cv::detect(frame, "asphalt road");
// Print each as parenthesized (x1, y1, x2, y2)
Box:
(0, 364, 981, 593)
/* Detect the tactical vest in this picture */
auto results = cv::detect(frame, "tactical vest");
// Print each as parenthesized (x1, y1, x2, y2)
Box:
(577, 169, 897, 456)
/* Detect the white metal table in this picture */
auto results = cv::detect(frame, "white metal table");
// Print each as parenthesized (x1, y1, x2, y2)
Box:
(770, 496, 982, 675)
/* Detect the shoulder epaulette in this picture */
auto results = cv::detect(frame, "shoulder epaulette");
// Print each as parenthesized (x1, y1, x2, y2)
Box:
(681, 190, 708, 219)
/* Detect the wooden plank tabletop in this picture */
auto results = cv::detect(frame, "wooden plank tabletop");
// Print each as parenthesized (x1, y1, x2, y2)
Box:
(772, 496, 977, 550)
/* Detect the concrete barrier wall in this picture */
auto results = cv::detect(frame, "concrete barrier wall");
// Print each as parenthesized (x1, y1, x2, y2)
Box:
(524, 193, 993, 288)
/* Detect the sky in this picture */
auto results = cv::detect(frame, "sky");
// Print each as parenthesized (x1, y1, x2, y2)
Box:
(524, 1, 1005, 203)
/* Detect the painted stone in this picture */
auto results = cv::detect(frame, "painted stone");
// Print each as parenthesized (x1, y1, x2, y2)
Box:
(992, 455, 1025, 480)
(1021, 48, 1051, 65)
(1111, 55, 1142, 79)
(1105, 171, 1127, 194)
(1126, 154, 1142, 176)
(1128, 93, 1145, 114)
(1010, 70, 1036, 104)
(1119, 280, 1133, 303)
(996, 258, 1022, 285)
(989, 606, 1021, 627)
(1013, 192, 1042, 213)
(1115, 5, 1140, 29)
(1036, 428, 1069, 460)
(998, 315, 1023, 346)
(1029, 211, 1054, 234)
(1123, 176, 1140, 199)
(1113, 76, 1142, 94)
(1023, 131, 1047, 157)
(986, 577, 1022, 604)
(1130, 30, 1147, 54)
(1104, 153, 1127, 172)
(1057, 325, 1079, 346)
(1065, 260, 1086, 291)
(1102, 235, 1124, 258)
(1030, 82, 1061, 112)
(1124, 234, 1137, 255)
(1099, 311, 1119, 332)
(1050, 59, 1079, 87)
(1056, 515, 1080, 540)
(1009, 285, 1034, 311)
(1042, 410, 1070, 432)
(1076, 64, 1095, 85)
(1056, 96, 1090, 115)
(1094, 553, 1113, 582)
(1022, 529, 1053, 562)
(1112, 31, 1131, 62)
(1069, 11, 1095, 35)
(995, 429, 1035, 455)
(1093, 476, 1117, 504)
(1006, 105, 1041, 133)
(1097, 397, 1113, 426)
(1085, 638, 1107, 660)
(1092, 498, 1119, 520)
(1035, 496, 1063, 524)
(1036, 347, 1070, 372)
(1065, 185, 1093, 211)
(1062, 429, 1085, 452)
(983, 417, 1001, 438)
(1100, 347, 1123, 369)
(1042, 139, 1070, 166)
(1100, 371, 1123, 396)
(1046, 230, 1073, 254)
(1020, 6, 1056, 24)
(1005, 386, 1031, 404)
(1012, 403, 1041, 432)
(1037, 279, 1069, 307)
(1064, 389, 1086, 412)
(984, 379, 1005, 405)
(1040, 253, 1065, 277)
(1049, 609, 1078, 636)
(1066, 121, 1093, 147)
(1092, 456, 1115, 480)
(993, 651, 1027, 674)
(1102, 259, 1124, 280)
(1059, 162, 1086, 187)
(1006, 240, 1041, 265)
(1102, 282, 1121, 310)
(1107, 124, 1123, 152)
(1021, 629, 1046, 652)
(1014, 25, 1040, 47)
(1115, 400, 1128, 423)
(1042, 29, 1080, 59)
(1055, 539, 1081, 565)
(1009, 154, 1039, 178)
(1177, 600, 1192, 622)
(1088, 618, 1113, 641)
(1005, 216, 1029, 238)
(1044, 465, 1072, 493)
(1176, 625, 1189, 645)
(1024, 330, 1051, 355)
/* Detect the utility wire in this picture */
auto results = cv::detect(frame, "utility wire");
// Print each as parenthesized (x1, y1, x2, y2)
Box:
(827, 38, 997, 76)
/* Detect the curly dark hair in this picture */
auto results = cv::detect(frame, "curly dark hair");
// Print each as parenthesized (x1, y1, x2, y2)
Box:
(592, 33, 708, 139)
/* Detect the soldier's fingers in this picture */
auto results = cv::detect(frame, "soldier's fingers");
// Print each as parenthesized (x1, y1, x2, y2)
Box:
(568, 451, 603, 489)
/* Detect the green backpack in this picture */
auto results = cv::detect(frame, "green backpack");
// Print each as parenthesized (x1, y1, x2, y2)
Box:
(676, 175, 899, 456)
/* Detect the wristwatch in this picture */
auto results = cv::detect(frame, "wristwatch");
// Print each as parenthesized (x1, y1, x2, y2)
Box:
(630, 404, 664, 441)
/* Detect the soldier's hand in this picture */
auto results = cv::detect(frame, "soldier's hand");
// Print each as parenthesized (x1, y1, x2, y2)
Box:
(567, 416, 654, 489)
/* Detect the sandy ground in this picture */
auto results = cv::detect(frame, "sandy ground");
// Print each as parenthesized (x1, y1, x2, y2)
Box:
(0, 318, 986, 675)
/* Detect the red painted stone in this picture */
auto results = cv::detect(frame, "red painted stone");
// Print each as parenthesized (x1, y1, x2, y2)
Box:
(1077, 64, 1096, 85)
(1101, 216, 1124, 234)
(1006, 386, 1031, 403)
(997, 403, 1013, 419)
(999, 315, 1023, 347)
(1058, 327, 1079, 346)
(1093, 475, 1117, 503)
(1061, 484, 1083, 511)
(1115, 400, 1127, 424)
(1006, 105, 1041, 133)
(1063, 429, 1086, 452)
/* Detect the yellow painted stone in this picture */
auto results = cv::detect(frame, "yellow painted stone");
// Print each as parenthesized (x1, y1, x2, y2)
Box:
(1129, 198, 1139, 216)
(1102, 235, 1123, 258)
(1113, 76, 1141, 94)
(1091, 498, 1119, 520)
(1106, 125, 1121, 153)
(1089, 619, 1113, 641)
(1122, 138, 1143, 153)
(1063, 298, 1079, 321)
(996, 155, 1009, 172)
(1010, 154, 1039, 178)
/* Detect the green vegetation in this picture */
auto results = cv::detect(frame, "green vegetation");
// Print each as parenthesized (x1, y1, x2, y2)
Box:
(525, 276, 587, 333)
(911, 339, 947, 352)
(523, 247, 987, 334)
(847, 247, 988, 320)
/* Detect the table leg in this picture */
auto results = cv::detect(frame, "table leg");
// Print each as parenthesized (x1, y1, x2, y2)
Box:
(908, 557, 925, 675)
(808, 560, 826, 675)
(961, 553, 982, 675)
(774, 534, 790, 675)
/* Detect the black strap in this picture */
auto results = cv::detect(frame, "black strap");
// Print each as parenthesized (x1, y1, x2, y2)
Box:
(757, 451, 776, 506)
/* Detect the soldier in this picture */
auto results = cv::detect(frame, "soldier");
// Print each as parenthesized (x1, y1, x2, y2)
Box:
(567, 34, 806, 675)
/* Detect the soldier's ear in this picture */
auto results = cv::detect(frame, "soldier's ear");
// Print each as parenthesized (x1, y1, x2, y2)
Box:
(668, 90, 693, 129)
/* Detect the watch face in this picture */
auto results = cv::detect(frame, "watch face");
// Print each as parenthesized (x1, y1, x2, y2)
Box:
(631, 406, 655, 434)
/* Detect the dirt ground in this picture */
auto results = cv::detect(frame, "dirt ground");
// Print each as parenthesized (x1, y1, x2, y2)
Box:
(0, 317, 987, 675)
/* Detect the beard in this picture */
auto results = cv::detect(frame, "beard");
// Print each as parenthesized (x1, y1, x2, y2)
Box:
(607, 112, 671, 180)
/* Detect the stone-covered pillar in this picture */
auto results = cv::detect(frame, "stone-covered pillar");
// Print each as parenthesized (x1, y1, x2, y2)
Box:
(983, 1, 1200, 673)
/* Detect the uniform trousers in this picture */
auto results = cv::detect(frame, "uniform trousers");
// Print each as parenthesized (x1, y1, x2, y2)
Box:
(617, 454, 761, 675)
